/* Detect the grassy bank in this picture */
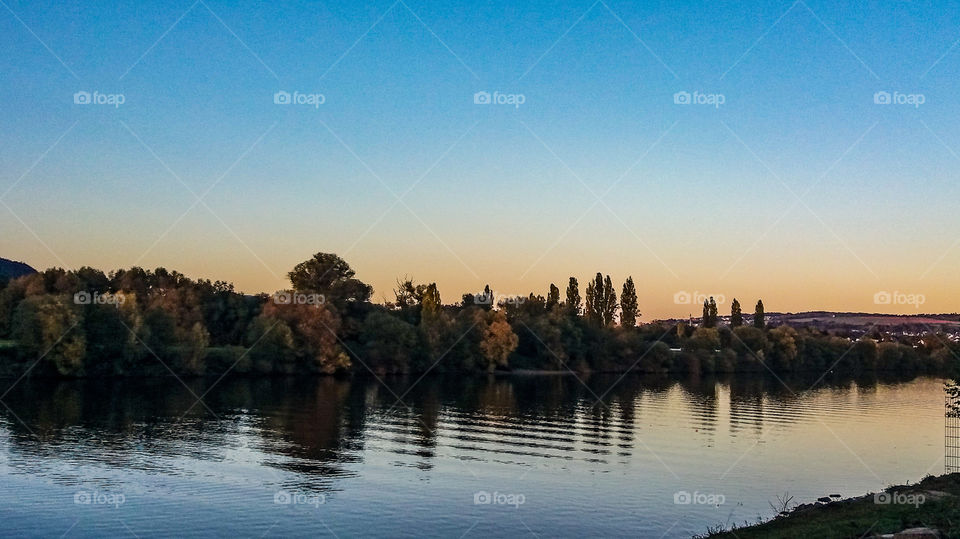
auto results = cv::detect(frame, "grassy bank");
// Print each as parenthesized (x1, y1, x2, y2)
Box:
(704, 473, 960, 538)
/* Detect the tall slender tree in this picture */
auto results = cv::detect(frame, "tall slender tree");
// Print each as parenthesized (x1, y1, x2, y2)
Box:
(620, 276, 638, 327)
(702, 300, 710, 327)
(754, 299, 765, 329)
(602, 275, 618, 326)
(546, 283, 561, 310)
(584, 279, 598, 324)
(730, 298, 743, 327)
(565, 277, 581, 316)
(421, 283, 441, 318)
(707, 296, 718, 327)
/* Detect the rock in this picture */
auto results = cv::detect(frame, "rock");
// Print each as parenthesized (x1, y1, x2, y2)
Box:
(816, 496, 831, 503)
(894, 527, 940, 538)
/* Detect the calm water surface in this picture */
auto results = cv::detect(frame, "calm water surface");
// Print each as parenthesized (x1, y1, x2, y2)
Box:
(0, 373, 946, 537)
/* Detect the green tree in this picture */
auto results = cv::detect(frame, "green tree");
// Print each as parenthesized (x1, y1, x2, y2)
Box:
(479, 310, 519, 372)
(360, 311, 420, 374)
(12, 295, 87, 376)
(707, 297, 718, 327)
(702, 300, 710, 328)
(546, 284, 561, 310)
(178, 321, 210, 375)
(684, 327, 720, 352)
(584, 278, 598, 325)
(754, 299, 765, 329)
(601, 275, 618, 326)
(732, 326, 767, 357)
(766, 326, 798, 370)
(620, 276, 638, 327)
(246, 316, 296, 374)
(420, 283, 441, 318)
(142, 307, 178, 362)
(287, 252, 372, 305)
(730, 298, 743, 327)
(260, 301, 350, 374)
(565, 277, 581, 316)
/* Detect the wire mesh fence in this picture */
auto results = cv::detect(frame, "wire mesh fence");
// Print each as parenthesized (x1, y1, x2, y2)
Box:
(947, 391, 960, 473)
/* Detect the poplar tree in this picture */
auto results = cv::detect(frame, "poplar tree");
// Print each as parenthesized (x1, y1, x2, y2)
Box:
(754, 299, 765, 329)
(565, 277, 581, 316)
(547, 283, 560, 309)
(585, 280, 598, 324)
(602, 275, 618, 326)
(620, 276, 638, 327)
(730, 298, 743, 327)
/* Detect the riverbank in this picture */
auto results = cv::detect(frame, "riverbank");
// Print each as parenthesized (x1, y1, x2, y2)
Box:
(703, 473, 960, 538)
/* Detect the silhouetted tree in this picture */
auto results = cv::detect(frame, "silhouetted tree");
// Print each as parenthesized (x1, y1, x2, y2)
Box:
(546, 284, 560, 310)
(421, 283, 441, 319)
(602, 275, 618, 327)
(754, 299, 765, 329)
(730, 298, 743, 327)
(620, 277, 638, 327)
(585, 276, 599, 325)
(565, 277, 581, 316)
(288, 252, 372, 306)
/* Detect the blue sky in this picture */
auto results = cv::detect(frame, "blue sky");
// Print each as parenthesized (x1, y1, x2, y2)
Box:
(2, 0, 960, 316)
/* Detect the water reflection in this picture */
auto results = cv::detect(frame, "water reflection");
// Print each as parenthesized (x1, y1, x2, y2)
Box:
(0, 371, 946, 537)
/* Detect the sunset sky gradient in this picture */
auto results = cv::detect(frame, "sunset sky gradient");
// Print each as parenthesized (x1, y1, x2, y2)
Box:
(2, 0, 959, 318)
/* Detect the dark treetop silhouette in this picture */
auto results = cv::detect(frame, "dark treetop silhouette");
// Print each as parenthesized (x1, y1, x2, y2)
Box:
(0, 252, 953, 378)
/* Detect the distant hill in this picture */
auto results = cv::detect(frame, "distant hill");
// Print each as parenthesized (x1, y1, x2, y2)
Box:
(657, 310, 960, 333)
(0, 257, 37, 281)
(773, 311, 959, 328)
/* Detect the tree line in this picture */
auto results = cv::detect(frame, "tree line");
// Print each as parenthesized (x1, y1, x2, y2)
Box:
(0, 252, 954, 378)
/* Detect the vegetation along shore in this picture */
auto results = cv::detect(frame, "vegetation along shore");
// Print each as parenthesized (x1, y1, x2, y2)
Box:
(0, 252, 955, 378)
